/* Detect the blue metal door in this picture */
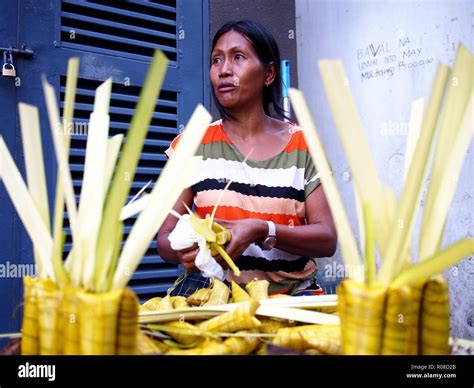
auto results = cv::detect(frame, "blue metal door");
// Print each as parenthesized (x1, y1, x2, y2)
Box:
(0, 0, 23, 341)
(0, 0, 210, 339)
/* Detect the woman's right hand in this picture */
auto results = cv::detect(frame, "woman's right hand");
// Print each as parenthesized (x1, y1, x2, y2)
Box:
(176, 243, 200, 271)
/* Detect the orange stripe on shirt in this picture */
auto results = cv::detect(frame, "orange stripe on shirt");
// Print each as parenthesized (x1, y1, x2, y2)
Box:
(283, 129, 309, 153)
(194, 190, 305, 217)
(195, 205, 304, 226)
(201, 123, 232, 144)
(167, 123, 308, 157)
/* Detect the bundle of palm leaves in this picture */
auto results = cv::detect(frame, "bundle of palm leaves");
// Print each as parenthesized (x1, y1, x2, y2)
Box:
(289, 43, 473, 354)
(0, 49, 211, 354)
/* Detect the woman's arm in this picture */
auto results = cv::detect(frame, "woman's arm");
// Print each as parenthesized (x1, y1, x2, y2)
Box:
(158, 185, 337, 268)
(219, 186, 337, 259)
(272, 186, 337, 257)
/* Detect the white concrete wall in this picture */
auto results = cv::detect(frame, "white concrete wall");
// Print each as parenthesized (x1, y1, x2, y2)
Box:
(296, 0, 473, 339)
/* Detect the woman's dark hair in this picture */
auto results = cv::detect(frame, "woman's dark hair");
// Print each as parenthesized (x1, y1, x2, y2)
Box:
(211, 20, 289, 120)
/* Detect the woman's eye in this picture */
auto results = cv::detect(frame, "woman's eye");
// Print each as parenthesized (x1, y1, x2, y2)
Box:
(235, 54, 244, 61)
(212, 57, 221, 65)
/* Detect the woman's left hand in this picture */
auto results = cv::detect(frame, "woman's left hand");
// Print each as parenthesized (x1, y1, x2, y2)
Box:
(214, 218, 268, 260)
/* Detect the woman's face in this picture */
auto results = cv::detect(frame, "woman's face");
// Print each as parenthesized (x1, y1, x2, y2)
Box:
(210, 30, 269, 112)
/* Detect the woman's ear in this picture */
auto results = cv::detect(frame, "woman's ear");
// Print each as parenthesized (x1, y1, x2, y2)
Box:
(264, 61, 276, 87)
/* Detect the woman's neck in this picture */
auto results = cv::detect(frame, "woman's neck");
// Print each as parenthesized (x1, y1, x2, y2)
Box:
(223, 105, 270, 141)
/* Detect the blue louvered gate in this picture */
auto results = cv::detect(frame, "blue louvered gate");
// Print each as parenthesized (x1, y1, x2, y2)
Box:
(0, 0, 210, 338)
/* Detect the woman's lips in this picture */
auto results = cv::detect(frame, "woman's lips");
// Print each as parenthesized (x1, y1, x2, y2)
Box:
(217, 82, 237, 93)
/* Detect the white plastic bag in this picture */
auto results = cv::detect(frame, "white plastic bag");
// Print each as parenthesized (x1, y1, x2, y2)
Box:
(168, 214, 225, 280)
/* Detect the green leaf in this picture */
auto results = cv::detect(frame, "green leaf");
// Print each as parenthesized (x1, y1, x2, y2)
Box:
(94, 50, 169, 292)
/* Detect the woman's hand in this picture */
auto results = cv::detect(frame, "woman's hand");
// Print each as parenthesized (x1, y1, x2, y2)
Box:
(174, 218, 268, 271)
(175, 241, 233, 272)
(214, 218, 267, 260)
(175, 243, 200, 271)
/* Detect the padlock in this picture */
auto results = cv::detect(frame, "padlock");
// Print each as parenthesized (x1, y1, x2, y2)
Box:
(2, 63, 16, 77)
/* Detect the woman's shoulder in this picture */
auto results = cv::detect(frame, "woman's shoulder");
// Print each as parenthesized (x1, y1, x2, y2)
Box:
(283, 123, 310, 153)
(267, 117, 307, 148)
(165, 120, 227, 158)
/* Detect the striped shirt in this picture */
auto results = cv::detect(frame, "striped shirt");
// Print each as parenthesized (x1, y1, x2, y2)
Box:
(165, 120, 321, 293)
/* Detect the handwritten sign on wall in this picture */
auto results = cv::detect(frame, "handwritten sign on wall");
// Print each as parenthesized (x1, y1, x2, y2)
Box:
(357, 36, 434, 82)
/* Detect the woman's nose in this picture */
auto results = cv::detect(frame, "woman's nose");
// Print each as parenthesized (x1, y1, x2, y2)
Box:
(219, 59, 233, 77)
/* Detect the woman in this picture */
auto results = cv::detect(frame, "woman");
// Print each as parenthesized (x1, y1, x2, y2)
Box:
(157, 20, 337, 296)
